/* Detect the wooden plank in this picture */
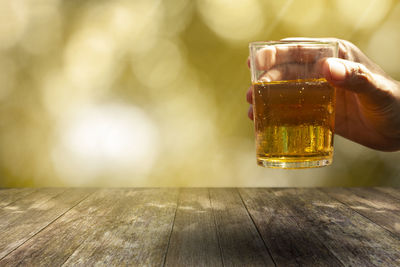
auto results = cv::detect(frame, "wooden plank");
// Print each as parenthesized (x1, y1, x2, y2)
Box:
(0, 188, 37, 208)
(322, 187, 400, 237)
(65, 188, 140, 217)
(239, 188, 342, 266)
(165, 188, 222, 267)
(265, 188, 400, 266)
(0, 189, 132, 266)
(209, 188, 275, 266)
(0, 188, 66, 229)
(0, 188, 92, 260)
(0, 213, 96, 266)
(4, 187, 400, 266)
(1, 189, 176, 266)
(61, 188, 179, 266)
(374, 187, 400, 201)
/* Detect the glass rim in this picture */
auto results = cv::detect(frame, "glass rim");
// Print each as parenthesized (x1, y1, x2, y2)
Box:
(249, 40, 338, 48)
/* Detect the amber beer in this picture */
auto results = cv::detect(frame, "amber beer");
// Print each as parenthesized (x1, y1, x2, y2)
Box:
(253, 78, 336, 168)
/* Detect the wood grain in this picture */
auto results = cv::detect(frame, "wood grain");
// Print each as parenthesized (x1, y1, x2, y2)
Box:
(273, 188, 400, 266)
(0, 188, 36, 208)
(165, 188, 222, 267)
(322, 187, 400, 237)
(0, 189, 136, 266)
(62, 188, 179, 266)
(209, 188, 275, 266)
(0, 189, 153, 266)
(374, 187, 400, 201)
(0, 188, 66, 228)
(0, 212, 96, 266)
(239, 188, 342, 266)
(1, 188, 400, 266)
(0, 188, 91, 260)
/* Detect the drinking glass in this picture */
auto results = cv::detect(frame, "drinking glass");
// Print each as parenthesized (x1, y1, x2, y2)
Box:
(249, 40, 338, 168)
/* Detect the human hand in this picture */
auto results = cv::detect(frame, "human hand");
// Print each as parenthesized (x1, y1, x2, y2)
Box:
(246, 38, 400, 151)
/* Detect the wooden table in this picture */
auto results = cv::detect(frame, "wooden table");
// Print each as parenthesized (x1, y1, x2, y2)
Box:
(1, 188, 400, 266)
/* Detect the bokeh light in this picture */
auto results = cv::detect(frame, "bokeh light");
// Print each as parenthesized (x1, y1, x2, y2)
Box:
(132, 38, 184, 89)
(19, 0, 62, 55)
(335, 0, 392, 31)
(366, 2, 400, 77)
(196, 0, 265, 43)
(0, 0, 399, 187)
(0, 55, 16, 101)
(52, 104, 159, 186)
(0, 0, 29, 49)
(269, 0, 324, 31)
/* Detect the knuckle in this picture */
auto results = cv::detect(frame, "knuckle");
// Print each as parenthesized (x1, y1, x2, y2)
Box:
(246, 90, 253, 103)
(339, 40, 352, 60)
(324, 38, 350, 60)
(342, 40, 363, 61)
(350, 63, 373, 85)
(341, 39, 355, 47)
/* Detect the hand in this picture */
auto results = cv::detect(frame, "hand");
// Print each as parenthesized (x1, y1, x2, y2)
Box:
(246, 38, 400, 151)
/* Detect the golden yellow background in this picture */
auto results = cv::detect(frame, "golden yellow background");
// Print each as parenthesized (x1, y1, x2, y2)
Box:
(1, 0, 399, 187)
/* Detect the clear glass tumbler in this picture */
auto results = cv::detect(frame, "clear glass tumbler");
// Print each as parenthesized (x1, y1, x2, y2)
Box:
(249, 40, 338, 168)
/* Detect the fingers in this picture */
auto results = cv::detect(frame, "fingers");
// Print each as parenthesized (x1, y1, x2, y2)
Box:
(281, 37, 350, 59)
(246, 86, 253, 104)
(322, 57, 400, 111)
(251, 37, 356, 73)
(246, 86, 253, 120)
(255, 46, 276, 70)
(258, 62, 323, 82)
(254, 44, 336, 71)
(322, 58, 377, 94)
(248, 105, 254, 120)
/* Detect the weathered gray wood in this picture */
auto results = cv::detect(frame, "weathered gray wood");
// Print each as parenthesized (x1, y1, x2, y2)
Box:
(0, 213, 97, 266)
(239, 188, 342, 266)
(0, 189, 135, 266)
(374, 187, 400, 201)
(62, 188, 179, 266)
(0, 188, 92, 260)
(268, 188, 400, 266)
(2, 188, 400, 266)
(0, 188, 37, 208)
(322, 187, 400, 238)
(1, 189, 176, 266)
(209, 188, 275, 266)
(67, 188, 142, 217)
(0, 188, 65, 228)
(165, 188, 222, 267)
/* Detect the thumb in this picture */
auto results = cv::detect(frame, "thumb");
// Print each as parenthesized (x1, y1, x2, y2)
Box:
(322, 58, 377, 94)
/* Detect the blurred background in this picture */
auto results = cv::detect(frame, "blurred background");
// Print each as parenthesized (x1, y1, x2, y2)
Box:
(0, 0, 399, 187)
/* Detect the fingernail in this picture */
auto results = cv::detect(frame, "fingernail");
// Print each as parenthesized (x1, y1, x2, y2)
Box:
(255, 47, 275, 70)
(260, 76, 271, 82)
(328, 58, 347, 81)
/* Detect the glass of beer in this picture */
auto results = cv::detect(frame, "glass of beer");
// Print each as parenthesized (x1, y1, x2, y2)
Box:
(249, 40, 338, 168)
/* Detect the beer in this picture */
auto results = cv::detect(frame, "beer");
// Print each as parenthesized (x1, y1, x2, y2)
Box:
(253, 78, 335, 168)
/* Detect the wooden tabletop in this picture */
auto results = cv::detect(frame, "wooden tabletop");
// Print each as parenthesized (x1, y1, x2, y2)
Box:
(1, 188, 400, 266)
